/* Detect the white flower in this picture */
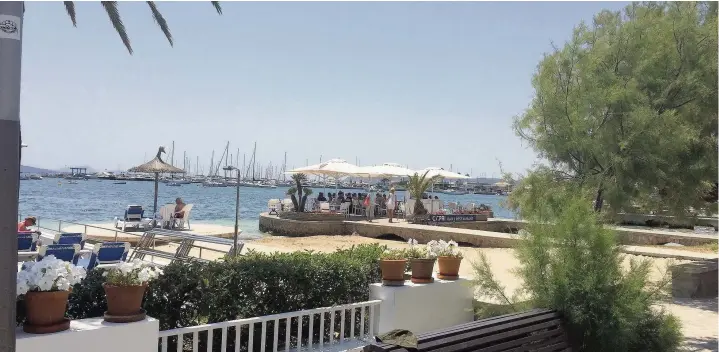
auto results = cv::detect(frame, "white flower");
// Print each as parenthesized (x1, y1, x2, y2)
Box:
(16, 255, 87, 296)
(104, 260, 163, 286)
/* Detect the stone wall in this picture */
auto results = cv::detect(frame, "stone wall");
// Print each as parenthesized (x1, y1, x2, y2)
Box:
(279, 212, 346, 222)
(259, 213, 717, 248)
(260, 213, 347, 237)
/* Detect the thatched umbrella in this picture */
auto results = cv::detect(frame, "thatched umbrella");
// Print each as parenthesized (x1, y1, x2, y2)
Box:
(128, 146, 186, 215)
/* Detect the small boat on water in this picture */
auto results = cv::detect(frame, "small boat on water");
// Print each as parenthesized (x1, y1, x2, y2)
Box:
(113, 181, 127, 185)
(168, 182, 182, 187)
(442, 189, 469, 195)
(67, 181, 79, 184)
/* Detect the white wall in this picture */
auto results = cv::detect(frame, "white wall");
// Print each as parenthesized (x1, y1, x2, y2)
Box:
(370, 278, 474, 334)
(17, 317, 159, 352)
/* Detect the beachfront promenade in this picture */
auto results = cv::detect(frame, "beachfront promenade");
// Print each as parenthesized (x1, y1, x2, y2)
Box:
(258, 213, 719, 248)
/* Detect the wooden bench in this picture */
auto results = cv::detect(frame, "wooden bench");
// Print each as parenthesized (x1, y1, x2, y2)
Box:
(365, 309, 572, 352)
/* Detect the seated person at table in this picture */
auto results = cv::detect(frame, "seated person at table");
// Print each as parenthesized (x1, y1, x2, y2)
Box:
(434, 196, 439, 199)
(174, 197, 187, 218)
(317, 192, 327, 202)
(337, 192, 345, 203)
(18, 216, 37, 232)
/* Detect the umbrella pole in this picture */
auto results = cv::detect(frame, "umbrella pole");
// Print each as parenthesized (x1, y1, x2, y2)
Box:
(233, 168, 241, 256)
(154, 173, 159, 216)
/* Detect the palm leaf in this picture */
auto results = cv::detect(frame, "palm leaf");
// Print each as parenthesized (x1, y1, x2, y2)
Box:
(101, 1, 133, 54)
(64, 1, 77, 27)
(146, 1, 173, 46)
(211, 1, 223, 15)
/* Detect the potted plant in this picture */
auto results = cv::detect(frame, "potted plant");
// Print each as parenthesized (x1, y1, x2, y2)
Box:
(17, 255, 87, 333)
(406, 171, 439, 221)
(406, 238, 437, 284)
(430, 240, 463, 280)
(379, 248, 407, 286)
(102, 260, 163, 323)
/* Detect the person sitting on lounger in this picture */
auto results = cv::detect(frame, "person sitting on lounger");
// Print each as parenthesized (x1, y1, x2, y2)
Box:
(18, 216, 37, 232)
(174, 198, 187, 219)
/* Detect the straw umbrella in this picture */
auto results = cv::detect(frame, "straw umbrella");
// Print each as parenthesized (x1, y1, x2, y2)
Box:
(128, 146, 186, 216)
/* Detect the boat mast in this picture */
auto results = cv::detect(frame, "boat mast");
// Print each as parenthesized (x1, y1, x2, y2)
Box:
(282, 152, 287, 182)
(250, 142, 257, 181)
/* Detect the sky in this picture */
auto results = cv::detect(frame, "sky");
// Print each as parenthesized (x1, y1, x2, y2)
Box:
(19, 1, 629, 178)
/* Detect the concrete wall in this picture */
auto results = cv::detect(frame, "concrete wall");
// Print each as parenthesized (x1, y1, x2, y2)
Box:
(17, 317, 159, 352)
(259, 213, 717, 247)
(259, 213, 347, 237)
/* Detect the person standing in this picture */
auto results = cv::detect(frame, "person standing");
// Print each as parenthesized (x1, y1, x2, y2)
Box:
(387, 188, 397, 223)
(365, 191, 375, 222)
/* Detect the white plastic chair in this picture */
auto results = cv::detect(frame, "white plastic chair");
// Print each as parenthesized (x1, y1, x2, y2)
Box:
(281, 198, 294, 212)
(320, 202, 330, 212)
(267, 199, 280, 215)
(159, 204, 176, 229)
(339, 202, 350, 215)
(174, 204, 193, 230)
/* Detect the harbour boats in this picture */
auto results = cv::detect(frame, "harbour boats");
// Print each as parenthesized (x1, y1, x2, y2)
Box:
(441, 189, 469, 195)
(67, 181, 79, 184)
(168, 182, 182, 187)
(113, 181, 127, 185)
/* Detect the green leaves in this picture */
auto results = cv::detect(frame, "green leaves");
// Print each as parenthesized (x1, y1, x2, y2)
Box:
(62, 1, 224, 54)
(515, 2, 717, 217)
(473, 193, 683, 351)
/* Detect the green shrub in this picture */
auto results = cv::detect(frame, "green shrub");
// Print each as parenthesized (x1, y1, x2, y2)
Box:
(17, 244, 384, 351)
(471, 194, 683, 352)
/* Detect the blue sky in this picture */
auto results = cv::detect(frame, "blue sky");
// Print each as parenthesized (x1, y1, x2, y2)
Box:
(20, 1, 628, 178)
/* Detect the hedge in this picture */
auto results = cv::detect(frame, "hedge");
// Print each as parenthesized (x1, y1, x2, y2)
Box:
(17, 244, 384, 351)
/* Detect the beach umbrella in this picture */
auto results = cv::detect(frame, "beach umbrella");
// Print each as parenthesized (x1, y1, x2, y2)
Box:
(128, 146, 186, 216)
(287, 158, 367, 177)
(359, 162, 415, 177)
(419, 167, 471, 180)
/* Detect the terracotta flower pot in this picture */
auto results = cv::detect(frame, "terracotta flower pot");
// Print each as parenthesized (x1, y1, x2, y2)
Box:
(23, 290, 71, 333)
(437, 256, 463, 280)
(410, 258, 436, 283)
(380, 259, 407, 285)
(104, 283, 148, 322)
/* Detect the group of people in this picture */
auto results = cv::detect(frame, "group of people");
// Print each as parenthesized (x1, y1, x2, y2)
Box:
(315, 188, 398, 223)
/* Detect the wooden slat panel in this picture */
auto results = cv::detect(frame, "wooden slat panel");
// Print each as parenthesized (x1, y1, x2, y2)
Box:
(439, 320, 563, 352)
(417, 312, 561, 351)
(366, 310, 572, 352)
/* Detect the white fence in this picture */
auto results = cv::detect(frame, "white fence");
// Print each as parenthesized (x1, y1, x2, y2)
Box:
(158, 300, 381, 352)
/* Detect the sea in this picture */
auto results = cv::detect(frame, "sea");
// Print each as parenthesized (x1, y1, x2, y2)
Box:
(19, 179, 517, 239)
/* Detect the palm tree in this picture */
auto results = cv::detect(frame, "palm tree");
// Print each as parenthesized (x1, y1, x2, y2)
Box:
(0, 3, 223, 349)
(407, 171, 438, 215)
(288, 173, 313, 212)
(61, 1, 223, 54)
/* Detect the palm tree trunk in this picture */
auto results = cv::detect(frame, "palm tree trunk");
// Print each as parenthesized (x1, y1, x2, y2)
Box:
(0, 2, 24, 350)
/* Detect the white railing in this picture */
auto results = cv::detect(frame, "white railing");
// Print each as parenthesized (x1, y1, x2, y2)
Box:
(158, 300, 381, 352)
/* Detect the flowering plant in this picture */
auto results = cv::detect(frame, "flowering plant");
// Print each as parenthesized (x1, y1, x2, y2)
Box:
(103, 259, 163, 286)
(428, 240, 463, 258)
(380, 248, 407, 260)
(406, 238, 437, 259)
(17, 255, 87, 296)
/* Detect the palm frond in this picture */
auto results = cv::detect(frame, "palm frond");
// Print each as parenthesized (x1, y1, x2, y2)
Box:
(146, 1, 173, 46)
(64, 1, 77, 27)
(101, 1, 133, 54)
(211, 1, 223, 15)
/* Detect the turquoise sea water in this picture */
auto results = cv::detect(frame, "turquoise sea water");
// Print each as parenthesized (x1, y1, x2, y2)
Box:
(19, 179, 516, 238)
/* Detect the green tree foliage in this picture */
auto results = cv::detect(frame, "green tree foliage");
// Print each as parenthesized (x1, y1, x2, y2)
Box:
(289, 173, 312, 212)
(60, 1, 223, 54)
(513, 2, 718, 216)
(407, 171, 438, 215)
(472, 193, 682, 351)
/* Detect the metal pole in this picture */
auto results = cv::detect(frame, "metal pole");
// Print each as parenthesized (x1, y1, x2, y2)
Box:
(0, 3, 23, 350)
(233, 168, 241, 256)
